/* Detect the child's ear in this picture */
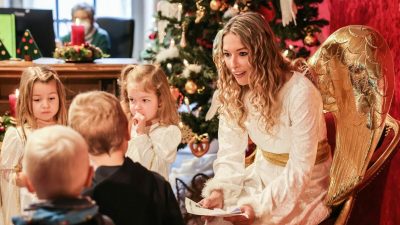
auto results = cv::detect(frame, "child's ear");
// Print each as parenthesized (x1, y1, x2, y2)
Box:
(84, 166, 94, 188)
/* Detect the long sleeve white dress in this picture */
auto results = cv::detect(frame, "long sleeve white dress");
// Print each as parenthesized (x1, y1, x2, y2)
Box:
(202, 72, 332, 225)
(0, 126, 36, 225)
(126, 123, 182, 180)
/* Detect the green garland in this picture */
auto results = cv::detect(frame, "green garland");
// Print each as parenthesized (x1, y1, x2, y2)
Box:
(54, 43, 108, 62)
(0, 111, 16, 142)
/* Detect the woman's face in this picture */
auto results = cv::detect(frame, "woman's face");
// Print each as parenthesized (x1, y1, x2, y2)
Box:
(222, 32, 252, 86)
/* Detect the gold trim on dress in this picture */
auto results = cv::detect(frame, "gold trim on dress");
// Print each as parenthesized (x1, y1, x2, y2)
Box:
(258, 139, 331, 167)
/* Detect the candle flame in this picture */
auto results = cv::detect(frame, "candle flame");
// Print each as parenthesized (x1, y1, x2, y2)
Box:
(75, 18, 81, 25)
(15, 89, 19, 98)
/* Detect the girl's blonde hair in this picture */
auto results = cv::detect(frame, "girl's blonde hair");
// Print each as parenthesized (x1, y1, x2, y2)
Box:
(119, 64, 179, 126)
(214, 12, 302, 133)
(17, 66, 67, 138)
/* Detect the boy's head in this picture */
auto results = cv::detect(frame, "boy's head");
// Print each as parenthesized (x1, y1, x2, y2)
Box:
(68, 91, 129, 156)
(23, 125, 92, 199)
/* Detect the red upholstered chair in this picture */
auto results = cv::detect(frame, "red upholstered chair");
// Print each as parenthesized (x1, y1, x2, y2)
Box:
(320, 113, 400, 225)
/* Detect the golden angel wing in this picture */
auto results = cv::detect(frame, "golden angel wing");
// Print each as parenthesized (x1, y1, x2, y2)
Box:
(307, 25, 395, 206)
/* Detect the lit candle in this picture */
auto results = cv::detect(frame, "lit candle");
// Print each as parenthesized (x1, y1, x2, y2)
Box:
(71, 19, 85, 45)
(8, 89, 19, 118)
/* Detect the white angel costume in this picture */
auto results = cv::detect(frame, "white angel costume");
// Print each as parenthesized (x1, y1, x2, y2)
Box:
(202, 71, 332, 225)
(126, 123, 182, 180)
(0, 126, 36, 225)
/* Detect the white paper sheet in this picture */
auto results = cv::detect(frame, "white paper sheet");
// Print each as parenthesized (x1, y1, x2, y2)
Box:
(185, 198, 248, 218)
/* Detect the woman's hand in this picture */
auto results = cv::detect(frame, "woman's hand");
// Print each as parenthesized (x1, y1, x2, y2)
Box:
(201, 189, 224, 209)
(200, 189, 224, 223)
(224, 204, 255, 225)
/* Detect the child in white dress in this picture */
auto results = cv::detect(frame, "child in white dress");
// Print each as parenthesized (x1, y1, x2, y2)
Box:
(119, 64, 181, 180)
(0, 66, 67, 225)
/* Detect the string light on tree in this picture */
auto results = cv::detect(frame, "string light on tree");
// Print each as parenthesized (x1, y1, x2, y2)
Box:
(167, 63, 172, 72)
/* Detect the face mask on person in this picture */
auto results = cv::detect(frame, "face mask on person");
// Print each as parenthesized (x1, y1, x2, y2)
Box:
(80, 19, 92, 35)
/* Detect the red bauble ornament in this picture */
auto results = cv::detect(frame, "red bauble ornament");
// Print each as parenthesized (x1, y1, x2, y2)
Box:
(257, 3, 275, 21)
(189, 136, 210, 157)
(149, 32, 157, 40)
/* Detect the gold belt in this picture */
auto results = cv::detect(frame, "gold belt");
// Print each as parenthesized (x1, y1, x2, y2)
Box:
(245, 140, 331, 167)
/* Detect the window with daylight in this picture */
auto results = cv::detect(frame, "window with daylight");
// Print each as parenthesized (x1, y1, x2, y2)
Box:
(4, 0, 132, 38)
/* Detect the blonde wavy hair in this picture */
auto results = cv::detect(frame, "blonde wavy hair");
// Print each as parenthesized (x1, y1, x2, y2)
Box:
(17, 66, 67, 139)
(214, 12, 303, 133)
(119, 64, 180, 126)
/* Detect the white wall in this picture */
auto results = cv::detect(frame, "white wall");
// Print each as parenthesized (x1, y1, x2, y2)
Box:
(131, 0, 156, 60)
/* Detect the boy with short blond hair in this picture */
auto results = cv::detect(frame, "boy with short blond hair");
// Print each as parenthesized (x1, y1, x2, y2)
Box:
(12, 125, 113, 225)
(68, 91, 184, 225)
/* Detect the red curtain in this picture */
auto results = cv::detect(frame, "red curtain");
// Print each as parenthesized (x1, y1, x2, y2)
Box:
(329, 0, 400, 120)
(328, 0, 400, 224)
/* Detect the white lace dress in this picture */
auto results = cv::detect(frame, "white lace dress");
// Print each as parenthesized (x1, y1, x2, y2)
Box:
(126, 123, 182, 180)
(202, 72, 332, 225)
(0, 126, 36, 225)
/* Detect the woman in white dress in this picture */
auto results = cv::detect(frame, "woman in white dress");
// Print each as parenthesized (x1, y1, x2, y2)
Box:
(201, 12, 332, 225)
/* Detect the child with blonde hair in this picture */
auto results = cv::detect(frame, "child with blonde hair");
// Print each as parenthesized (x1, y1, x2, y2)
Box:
(119, 64, 181, 180)
(69, 91, 184, 225)
(11, 125, 114, 225)
(0, 66, 67, 225)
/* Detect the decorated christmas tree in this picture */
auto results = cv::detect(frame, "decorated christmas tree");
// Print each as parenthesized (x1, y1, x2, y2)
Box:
(142, 0, 328, 150)
(17, 29, 42, 61)
(0, 39, 11, 60)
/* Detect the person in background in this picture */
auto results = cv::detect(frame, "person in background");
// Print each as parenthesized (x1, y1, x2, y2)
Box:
(11, 125, 114, 225)
(61, 2, 111, 54)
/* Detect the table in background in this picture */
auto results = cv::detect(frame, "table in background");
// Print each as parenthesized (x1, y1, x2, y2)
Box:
(0, 57, 137, 114)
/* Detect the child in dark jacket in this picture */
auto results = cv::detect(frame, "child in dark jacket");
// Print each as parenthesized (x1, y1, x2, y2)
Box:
(68, 91, 184, 225)
(12, 125, 114, 225)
